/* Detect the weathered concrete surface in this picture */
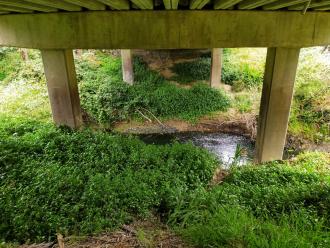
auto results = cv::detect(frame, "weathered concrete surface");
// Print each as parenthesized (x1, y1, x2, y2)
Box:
(41, 49, 82, 128)
(256, 47, 300, 163)
(210, 48, 223, 88)
(0, 11, 330, 49)
(121, 49, 134, 84)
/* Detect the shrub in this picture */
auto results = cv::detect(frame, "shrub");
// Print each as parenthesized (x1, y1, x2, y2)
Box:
(78, 56, 231, 124)
(170, 57, 211, 83)
(169, 49, 264, 90)
(222, 56, 263, 89)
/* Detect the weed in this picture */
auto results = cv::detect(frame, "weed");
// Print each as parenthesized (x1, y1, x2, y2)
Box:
(169, 152, 330, 247)
(170, 58, 211, 83)
(0, 116, 218, 242)
(290, 80, 330, 142)
(78, 56, 231, 124)
(234, 94, 253, 113)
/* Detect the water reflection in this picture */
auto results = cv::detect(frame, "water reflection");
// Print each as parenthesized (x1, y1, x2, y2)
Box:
(139, 132, 255, 167)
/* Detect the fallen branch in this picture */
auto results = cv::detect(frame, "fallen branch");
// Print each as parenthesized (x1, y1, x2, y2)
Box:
(141, 108, 166, 128)
(57, 234, 65, 248)
(136, 109, 152, 123)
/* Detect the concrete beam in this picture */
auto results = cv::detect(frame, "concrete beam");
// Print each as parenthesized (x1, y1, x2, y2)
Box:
(214, 0, 243, 9)
(288, 0, 330, 10)
(41, 49, 82, 128)
(63, 0, 106, 11)
(24, 0, 82, 11)
(238, 0, 277, 9)
(255, 47, 300, 163)
(0, 4, 33, 13)
(190, 0, 210, 9)
(131, 0, 153, 9)
(96, 0, 130, 10)
(210, 48, 223, 88)
(0, 0, 58, 12)
(263, 0, 309, 10)
(121, 49, 134, 85)
(0, 11, 330, 49)
(163, 0, 179, 9)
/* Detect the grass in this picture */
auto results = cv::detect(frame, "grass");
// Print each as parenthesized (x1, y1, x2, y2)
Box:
(234, 94, 253, 113)
(0, 48, 22, 84)
(170, 49, 264, 90)
(219, 47, 330, 142)
(170, 56, 211, 83)
(77, 54, 231, 124)
(1, 117, 329, 246)
(1, 48, 329, 142)
(0, 116, 218, 243)
(1, 47, 329, 247)
(0, 49, 231, 125)
(290, 80, 330, 142)
(168, 152, 330, 247)
(0, 49, 50, 122)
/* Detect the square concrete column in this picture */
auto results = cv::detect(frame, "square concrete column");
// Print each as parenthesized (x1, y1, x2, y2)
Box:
(255, 47, 300, 163)
(41, 49, 82, 128)
(121, 49, 134, 85)
(210, 48, 223, 88)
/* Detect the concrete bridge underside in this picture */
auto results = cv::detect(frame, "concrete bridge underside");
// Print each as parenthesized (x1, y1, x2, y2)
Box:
(1, 1, 330, 163)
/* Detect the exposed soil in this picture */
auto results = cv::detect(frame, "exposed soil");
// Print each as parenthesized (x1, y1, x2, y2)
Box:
(114, 111, 258, 140)
(19, 218, 192, 248)
(134, 49, 210, 80)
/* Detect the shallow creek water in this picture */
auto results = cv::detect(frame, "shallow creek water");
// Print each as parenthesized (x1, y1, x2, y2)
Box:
(139, 132, 255, 167)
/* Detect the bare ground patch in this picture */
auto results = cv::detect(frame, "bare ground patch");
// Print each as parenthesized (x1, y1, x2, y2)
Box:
(18, 218, 192, 248)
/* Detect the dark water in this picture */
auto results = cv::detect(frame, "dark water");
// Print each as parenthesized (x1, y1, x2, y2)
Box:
(139, 132, 255, 167)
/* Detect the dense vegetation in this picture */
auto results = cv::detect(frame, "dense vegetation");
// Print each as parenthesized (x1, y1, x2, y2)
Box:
(170, 48, 330, 142)
(170, 152, 330, 247)
(78, 54, 230, 124)
(0, 48, 329, 141)
(0, 47, 329, 247)
(170, 49, 264, 90)
(0, 117, 329, 246)
(0, 117, 218, 242)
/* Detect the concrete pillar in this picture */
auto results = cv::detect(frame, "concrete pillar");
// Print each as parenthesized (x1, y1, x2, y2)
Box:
(121, 49, 134, 84)
(255, 47, 300, 163)
(210, 48, 223, 88)
(41, 49, 82, 128)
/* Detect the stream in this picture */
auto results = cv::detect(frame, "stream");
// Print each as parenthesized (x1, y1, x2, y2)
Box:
(139, 132, 255, 167)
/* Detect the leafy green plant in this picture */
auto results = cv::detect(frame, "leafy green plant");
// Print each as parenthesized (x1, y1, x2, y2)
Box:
(77, 56, 231, 124)
(222, 56, 263, 89)
(290, 80, 330, 142)
(170, 57, 211, 83)
(0, 116, 218, 243)
(234, 94, 253, 113)
(169, 152, 330, 247)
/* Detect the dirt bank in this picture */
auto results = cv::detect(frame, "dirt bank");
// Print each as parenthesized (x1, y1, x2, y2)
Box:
(114, 111, 257, 139)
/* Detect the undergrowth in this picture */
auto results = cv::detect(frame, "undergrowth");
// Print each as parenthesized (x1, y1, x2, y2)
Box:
(170, 56, 211, 83)
(77, 54, 231, 124)
(169, 152, 330, 247)
(0, 116, 218, 243)
(290, 80, 330, 142)
(1, 117, 329, 247)
(170, 49, 264, 90)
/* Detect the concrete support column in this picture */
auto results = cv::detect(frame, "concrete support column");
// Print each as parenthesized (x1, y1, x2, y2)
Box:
(255, 47, 300, 163)
(210, 48, 223, 88)
(41, 49, 82, 128)
(121, 49, 134, 84)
